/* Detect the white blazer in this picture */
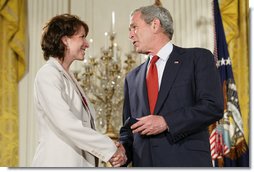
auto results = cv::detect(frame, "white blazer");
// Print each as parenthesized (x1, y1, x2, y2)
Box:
(31, 58, 117, 167)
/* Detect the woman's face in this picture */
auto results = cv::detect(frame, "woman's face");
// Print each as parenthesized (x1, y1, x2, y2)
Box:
(66, 26, 89, 62)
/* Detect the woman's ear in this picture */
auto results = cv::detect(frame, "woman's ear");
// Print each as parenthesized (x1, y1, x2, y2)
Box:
(61, 36, 68, 46)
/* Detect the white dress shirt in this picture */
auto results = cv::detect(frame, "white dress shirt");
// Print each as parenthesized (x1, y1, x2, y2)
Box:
(147, 42, 173, 90)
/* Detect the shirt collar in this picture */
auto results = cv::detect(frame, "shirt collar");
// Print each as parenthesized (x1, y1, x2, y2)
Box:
(156, 41, 173, 61)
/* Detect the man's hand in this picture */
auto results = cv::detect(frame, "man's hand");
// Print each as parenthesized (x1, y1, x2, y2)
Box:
(109, 142, 127, 167)
(131, 115, 168, 135)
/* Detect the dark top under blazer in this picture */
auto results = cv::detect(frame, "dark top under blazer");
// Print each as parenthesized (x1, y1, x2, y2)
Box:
(119, 45, 224, 167)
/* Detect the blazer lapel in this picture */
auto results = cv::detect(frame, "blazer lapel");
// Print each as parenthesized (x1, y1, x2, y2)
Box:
(154, 46, 184, 114)
(49, 58, 96, 126)
(49, 59, 81, 98)
(70, 73, 97, 121)
(138, 59, 150, 115)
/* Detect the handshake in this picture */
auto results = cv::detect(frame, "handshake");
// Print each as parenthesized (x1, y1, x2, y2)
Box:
(109, 141, 127, 167)
(108, 117, 138, 167)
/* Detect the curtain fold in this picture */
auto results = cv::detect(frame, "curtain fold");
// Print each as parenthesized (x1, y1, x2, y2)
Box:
(0, 0, 26, 166)
(220, 0, 249, 144)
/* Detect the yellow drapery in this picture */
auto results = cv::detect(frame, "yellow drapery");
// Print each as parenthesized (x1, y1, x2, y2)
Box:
(0, 0, 26, 166)
(219, 0, 249, 144)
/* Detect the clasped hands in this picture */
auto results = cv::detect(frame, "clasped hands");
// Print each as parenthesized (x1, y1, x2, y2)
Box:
(109, 141, 127, 167)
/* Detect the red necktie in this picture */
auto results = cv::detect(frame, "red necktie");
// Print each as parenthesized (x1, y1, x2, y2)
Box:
(146, 56, 159, 114)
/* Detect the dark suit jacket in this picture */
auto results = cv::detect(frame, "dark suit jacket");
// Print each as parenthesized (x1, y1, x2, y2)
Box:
(119, 45, 224, 167)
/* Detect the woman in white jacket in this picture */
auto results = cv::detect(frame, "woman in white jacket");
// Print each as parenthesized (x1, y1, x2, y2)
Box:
(31, 14, 126, 167)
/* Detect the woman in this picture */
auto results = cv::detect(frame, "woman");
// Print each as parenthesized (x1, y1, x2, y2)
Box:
(31, 14, 125, 167)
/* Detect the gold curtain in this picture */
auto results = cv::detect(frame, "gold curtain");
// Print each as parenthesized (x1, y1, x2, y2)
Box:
(0, 0, 26, 166)
(219, 0, 249, 144)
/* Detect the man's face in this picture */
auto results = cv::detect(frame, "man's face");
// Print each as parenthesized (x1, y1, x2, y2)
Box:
(128, 11, 154, 54)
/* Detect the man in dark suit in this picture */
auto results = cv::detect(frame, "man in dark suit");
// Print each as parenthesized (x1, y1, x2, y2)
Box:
(119, 5, 224, 167)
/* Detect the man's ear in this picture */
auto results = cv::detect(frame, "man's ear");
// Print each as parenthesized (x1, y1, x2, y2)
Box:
(151, 18, 161, 32)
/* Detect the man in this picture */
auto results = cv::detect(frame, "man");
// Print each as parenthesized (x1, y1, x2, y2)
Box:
(119, 5, 224, 167)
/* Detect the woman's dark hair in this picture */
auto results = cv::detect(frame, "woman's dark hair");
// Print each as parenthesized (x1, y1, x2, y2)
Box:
(41, 14, 89, 60)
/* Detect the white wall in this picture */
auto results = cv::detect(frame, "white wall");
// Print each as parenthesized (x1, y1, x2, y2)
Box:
(19, 0, 214, 166)
(19, 0, 69, 166)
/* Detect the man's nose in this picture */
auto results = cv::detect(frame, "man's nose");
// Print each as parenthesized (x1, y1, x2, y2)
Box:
(129, 31, 134, 39)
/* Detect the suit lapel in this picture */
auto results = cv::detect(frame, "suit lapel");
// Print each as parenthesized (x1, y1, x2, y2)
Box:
(49, 59, 81, 99)
(49, 58, 96, 126)
(62, 71, 96, 126)
(70, 73, 97, 122)
(154, 46, 184, 114)
(138, 59, 150, 115)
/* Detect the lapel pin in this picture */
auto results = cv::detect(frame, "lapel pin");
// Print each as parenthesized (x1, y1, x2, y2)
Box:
(174, 60, 180, 64)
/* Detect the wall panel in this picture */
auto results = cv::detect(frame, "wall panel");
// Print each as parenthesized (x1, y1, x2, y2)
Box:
(19, 0, 69, 166)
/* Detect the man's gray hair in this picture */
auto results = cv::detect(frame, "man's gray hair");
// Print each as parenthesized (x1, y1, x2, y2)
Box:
(131, 5, 174, 40)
